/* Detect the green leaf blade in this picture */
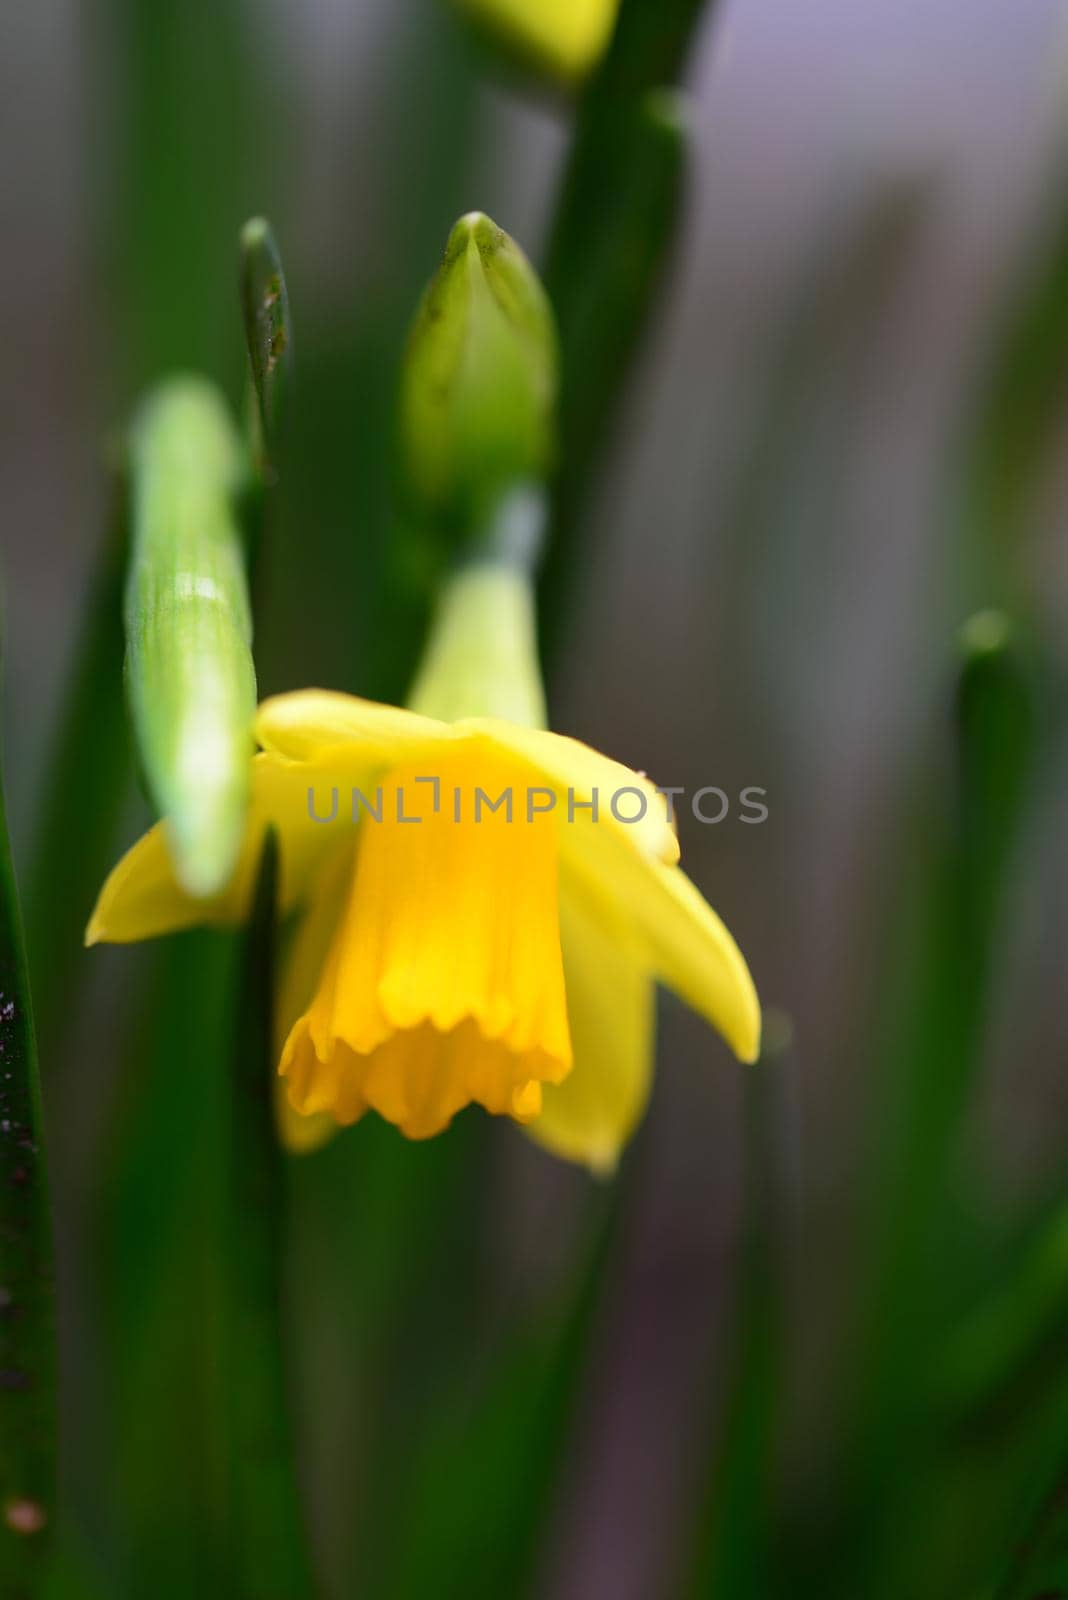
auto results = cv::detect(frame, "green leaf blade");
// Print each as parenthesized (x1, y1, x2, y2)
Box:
(0, 734, 55, 1585)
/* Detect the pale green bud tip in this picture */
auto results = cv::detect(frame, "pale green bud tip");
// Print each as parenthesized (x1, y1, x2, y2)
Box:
(402, 211, 558, 532)
(126, 376, 256, 899)
(643, 87, 694, 142)
(240, 215, 271, 253)
(959, 609, 1013, 662)
(240, 216, 291, 470)
(131, 375, 247, 491)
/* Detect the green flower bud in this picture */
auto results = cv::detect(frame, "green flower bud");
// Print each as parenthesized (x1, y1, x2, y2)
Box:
(125, 376, 256, 898)
(453, 0, 619, 87)
(401, 212, 558, 539)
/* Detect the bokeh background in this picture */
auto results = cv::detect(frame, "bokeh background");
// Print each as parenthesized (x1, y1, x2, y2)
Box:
(3, 1, 1068, 1596)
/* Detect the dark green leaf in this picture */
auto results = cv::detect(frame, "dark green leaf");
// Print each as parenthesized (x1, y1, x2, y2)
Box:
(684, 1015, 793, 1600)
(371, 1185, 618, 1600)
(25, 490, 131, 1071)
(0, 696, 55, 1588)
(224, 838, 315, 1596)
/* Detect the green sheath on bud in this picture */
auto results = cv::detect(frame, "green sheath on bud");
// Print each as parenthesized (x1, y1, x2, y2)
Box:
(401, 212, 558, 540)
(125, 377, 256, 898)
(240, 216, 292, 478)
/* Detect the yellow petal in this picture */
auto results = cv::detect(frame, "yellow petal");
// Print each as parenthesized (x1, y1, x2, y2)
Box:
(526, 873, 654, 1175)
(281, 749, 572, 1139)
(559, 824, 761, 1064)
(467, 718, 678, 865)
(457, 0, 618, 83)
(85, 816, 255, 945)
(258, 694, 676, 873)
(274, 1075, 335, 1155)
(87, 753, 345, 945)
(255, 691, 457, 766)
(272, 850, 354, 1155)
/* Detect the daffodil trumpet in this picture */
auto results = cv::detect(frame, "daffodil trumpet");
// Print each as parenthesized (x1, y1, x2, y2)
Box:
(88, 549, 760, 1173)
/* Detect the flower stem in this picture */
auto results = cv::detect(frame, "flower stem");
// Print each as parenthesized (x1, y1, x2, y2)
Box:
(225, 838, 315, 1596)
(540, 0, 718, 653)
(406, 489, 551, 727)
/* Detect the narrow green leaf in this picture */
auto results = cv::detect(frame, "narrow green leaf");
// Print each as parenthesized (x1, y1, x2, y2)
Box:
(956, 154, 1068, 605)
(112, 0, 257, 395)
(867, 613, 1038, 1344)
(938, 1199, 1068, 1425)
(684, 1014, 793, 1600)
(125, 377, 256, 899)
(831, 615, 1042, 1597)
(25, 492, 131, 1070)
(0, 700, 55, 1585)
(995, 1455, 1068, 1599)
(955, 611, 1040, 933)
(240, 218, 293, 479)
(372, 1186, 618, 1600)
(288, 1114, 490, 1595)
(99, 933, 236, 1593)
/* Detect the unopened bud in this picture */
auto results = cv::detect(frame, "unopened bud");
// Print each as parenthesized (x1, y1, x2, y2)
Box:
(125, 377, 256, 898)
(401, 212, 557, 537)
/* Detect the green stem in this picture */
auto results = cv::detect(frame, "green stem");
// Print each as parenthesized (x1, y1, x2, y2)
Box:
(24, 491, 131, 1073)
(540, 0, 717, 651)
(837, 617, 1041, 1596)
(594, 0, 714, 94)
(0, 724, 55, 1586)
(406, 489, 550, 726)
(226, 841, 315, 1596)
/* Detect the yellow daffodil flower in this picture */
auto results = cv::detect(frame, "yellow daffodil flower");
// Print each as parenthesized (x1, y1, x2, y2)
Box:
(455, 0, 620, 87)
(88, 566, 759, 1172)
